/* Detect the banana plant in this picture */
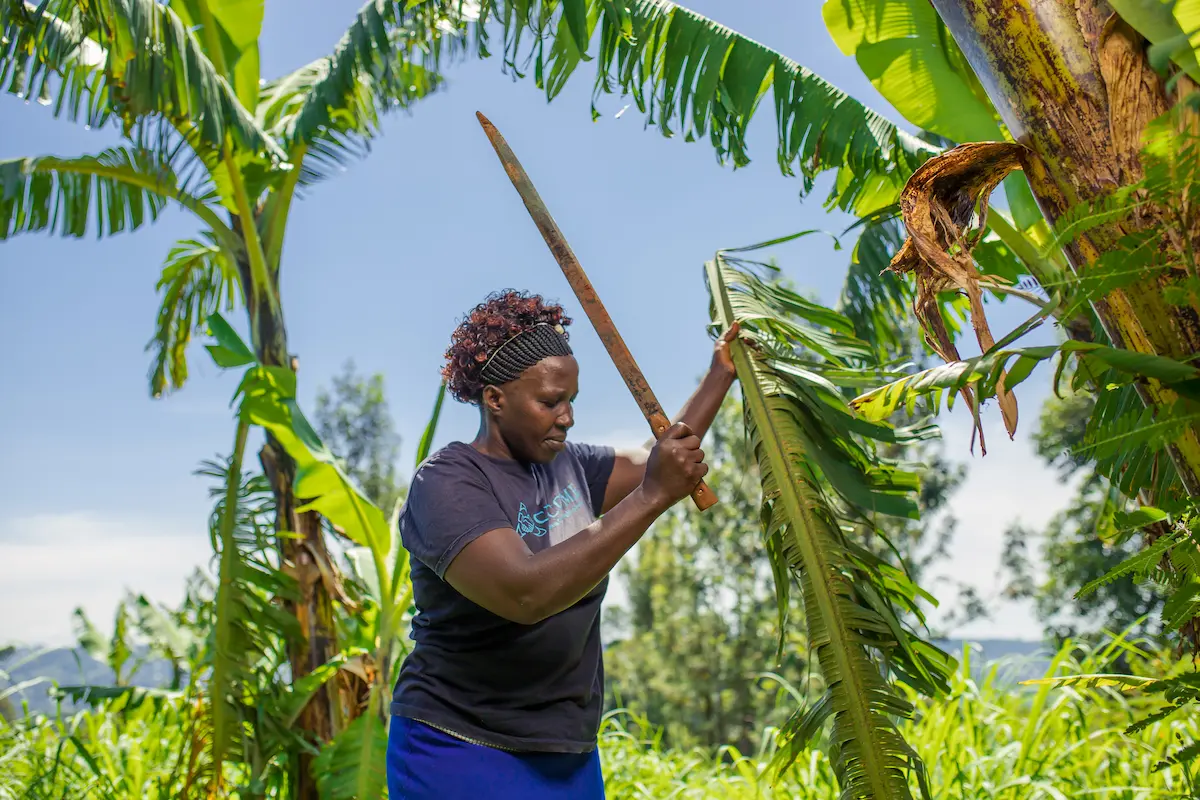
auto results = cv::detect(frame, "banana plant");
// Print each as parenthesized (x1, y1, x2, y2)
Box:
(203, 313, 443, 798)
(705, 240, 955, 799)
(2, 3, 459, 786)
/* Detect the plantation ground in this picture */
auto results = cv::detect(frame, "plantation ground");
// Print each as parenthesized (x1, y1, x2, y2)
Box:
(5, 642, 1197, 799)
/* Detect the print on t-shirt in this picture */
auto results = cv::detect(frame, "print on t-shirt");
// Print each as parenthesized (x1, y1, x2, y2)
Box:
(515, 482, 589, 546)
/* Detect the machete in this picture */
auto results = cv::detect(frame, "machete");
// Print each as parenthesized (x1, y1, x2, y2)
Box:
(475, 111, 717, 512)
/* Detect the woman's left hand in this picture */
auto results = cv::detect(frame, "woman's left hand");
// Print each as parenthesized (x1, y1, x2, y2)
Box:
(712, 322, 740, 377)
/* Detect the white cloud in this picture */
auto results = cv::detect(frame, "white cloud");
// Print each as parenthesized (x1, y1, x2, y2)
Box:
(0, 512, 212, 648)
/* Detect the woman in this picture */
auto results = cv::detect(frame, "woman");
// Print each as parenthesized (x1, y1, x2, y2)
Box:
(388, 290, 739, 799)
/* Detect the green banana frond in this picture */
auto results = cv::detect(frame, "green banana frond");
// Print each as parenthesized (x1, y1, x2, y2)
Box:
(0, 0, 109, 126)
(850, 340, 1200, 425)
(195, 454, 300, 782)
(822, 0, 1001, 145)
(0, 148, 166, 239)
(449, 0, 937, 213)
(2, 0, 284, 165)
(201, 313, 423, 796)
(706, 247, 953, 799)
(314, 701, 389, 800)
(837, 209, 920, 360)
(262, 1, 464, 185)
(0, 148, 235, 248)
(168, 0, 266, 111)
(147, 233, 241, 398)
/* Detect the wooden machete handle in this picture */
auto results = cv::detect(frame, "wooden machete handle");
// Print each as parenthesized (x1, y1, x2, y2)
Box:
(647, 413, 719, 511)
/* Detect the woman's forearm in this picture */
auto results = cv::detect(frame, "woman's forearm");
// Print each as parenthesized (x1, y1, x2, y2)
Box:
(509, 485, 670, 623)
(447, 483, 673, 625)
(611, 361, 737, 513)
(675, 363, 735, 441)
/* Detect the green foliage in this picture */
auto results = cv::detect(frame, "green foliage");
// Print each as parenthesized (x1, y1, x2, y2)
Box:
(822, 0, 1000, 145)
(2, 0, 284, 161)
(602, 639, 1200, 797)
(148, 234, 240, 397)
(837, 209, 923, 361)
(313, 711, 388, 800)
(707, 243, 955, 799)
(850, 339, 1200, 424)
(605, 399, 816, 753)
(457, 0, 938, 213)
(198, 313, 444, 798)
(6, 638, 1197, 799)
(0, 149, 175, 240)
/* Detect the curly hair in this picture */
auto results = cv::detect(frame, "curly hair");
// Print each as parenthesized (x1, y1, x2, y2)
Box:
(443, 290, 573, 403)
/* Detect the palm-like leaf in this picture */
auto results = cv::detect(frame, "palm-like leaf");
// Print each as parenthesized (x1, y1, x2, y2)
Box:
(822, 0, 1000, 145)
(148, 233, 240, 397)
(1, 148, 166, 238)
(705, 247, 953, 799)
(850, 340, 1200, 425)
(195, 452, 301, 787)
(0, 147, 236, 247)
(313, 705, 388, 800)
(168, 0, 266, 111)
(838, 208, 920, 359)
(262, 1, 460, 184)
(451, 0, 937, 213)
(1, 0, 109, 126)
(3, 0, 284, 164)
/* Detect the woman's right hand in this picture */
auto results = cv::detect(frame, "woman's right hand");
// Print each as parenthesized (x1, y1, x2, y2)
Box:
(640, 422, 709, 509)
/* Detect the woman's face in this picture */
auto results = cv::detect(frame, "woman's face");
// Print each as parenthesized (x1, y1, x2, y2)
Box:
(485, 355, 579, 464)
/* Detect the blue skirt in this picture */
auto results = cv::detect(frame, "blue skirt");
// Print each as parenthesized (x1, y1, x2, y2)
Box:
(387, 716, 605, 799)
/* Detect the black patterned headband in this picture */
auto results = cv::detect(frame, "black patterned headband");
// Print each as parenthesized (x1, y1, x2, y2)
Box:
(479, 323, 572, 387)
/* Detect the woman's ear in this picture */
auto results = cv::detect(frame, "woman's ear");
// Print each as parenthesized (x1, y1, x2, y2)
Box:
(481, 385, 504, 417)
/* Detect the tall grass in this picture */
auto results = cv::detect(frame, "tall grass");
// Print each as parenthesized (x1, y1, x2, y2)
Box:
(598, 639, 1200, 799)
(3, 640, 1197, 799)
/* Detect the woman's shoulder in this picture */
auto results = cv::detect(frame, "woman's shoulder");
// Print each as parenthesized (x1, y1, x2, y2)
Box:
(412, 441, 480, 480)
(404, 443, 495, 515)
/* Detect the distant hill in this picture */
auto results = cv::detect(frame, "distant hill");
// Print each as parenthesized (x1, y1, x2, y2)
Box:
(3, 638, 1050, 719)
(0, 646, 181, 718)
(933, 638, 1053, 684)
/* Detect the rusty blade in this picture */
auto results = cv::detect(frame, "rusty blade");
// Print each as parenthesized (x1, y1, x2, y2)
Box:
(475, 111, 666, 424)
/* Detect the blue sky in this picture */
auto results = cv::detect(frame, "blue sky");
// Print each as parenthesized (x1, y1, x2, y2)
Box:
(0, 0, 1071, 646)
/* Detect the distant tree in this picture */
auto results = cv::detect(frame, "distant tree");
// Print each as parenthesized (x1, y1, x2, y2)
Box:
(603, 393, 965, 753)
(604, 397, 811, 754)
(314, 360, 404, 514)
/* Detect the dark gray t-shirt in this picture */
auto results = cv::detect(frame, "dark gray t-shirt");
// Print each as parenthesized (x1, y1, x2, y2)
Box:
(390, 440, 616, 753)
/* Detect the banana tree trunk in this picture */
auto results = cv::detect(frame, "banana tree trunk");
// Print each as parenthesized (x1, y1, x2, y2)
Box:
(929, 0, 1200, 496)
(249, 284, 341, 800)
